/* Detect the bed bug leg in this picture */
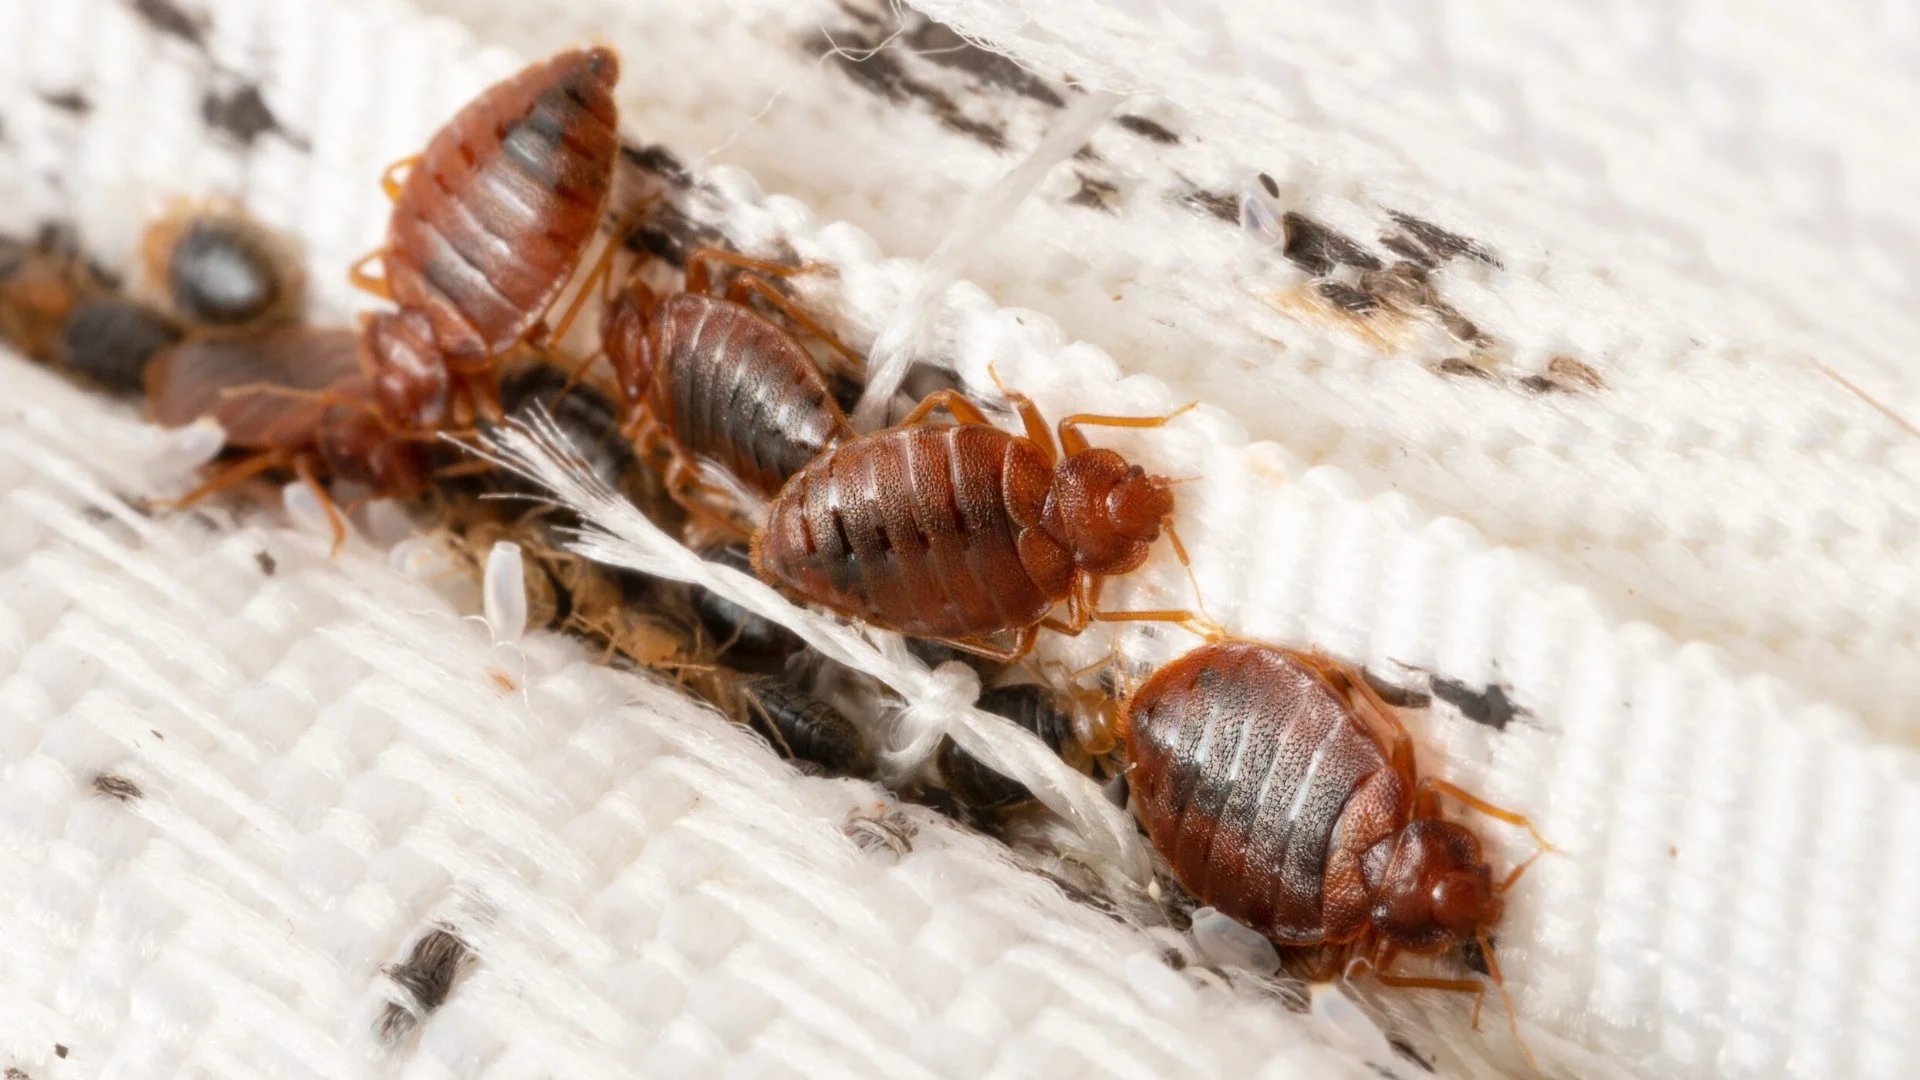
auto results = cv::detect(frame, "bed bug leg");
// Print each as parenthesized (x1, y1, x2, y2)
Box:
(720, 271, 864, 378)
(930, 626, 1037, 664)
(380, 155, 422, 201)
(896, 388, 995, 428)
(291, 454, 349, 554)
(1413, 777, 1555, 854)
(1056, 401, 1198, 456)
(161, 448, 295, 511)
(348, 249, 392, 300)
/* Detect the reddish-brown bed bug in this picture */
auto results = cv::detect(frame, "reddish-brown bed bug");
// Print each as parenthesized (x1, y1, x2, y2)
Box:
(352, 47, 622, 430)
(601, 246, 860, 516)
(1121, 640, 1549, 1056)
(751, 383, 1200, 661)
(144, 327, 429, 548)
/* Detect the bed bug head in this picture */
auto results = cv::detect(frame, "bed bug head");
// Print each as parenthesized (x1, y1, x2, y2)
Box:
(602, 277, 661, 433)
(317, 389, 430, 498)
(1365, 818, 1503, 954)
(1045, 448, 1176, 575)
(362, 309, 448, 429)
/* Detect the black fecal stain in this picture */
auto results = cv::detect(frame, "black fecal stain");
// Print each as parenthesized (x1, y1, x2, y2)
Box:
(149, 729, 164, 740)
(1116, 114, 1179, 144)
(1067, 173, 1119, 213)
(1071, 143, 1100, 164)
(814, 28, 1009, 151)
(628, 202, 729, 267)
(1434, 357, 1494, 381)
(377, 927, 472, 1044)
(1282, 212, 1382, 275)
(80, 505, 114, 524)
(254, 550, 276, 575)
(1362, 668, 1430, 709)
(620, 141, 690, 187)
(40, 91, 90, 115)
(1385, 210, 1500, 268)
(51, 1047, 66, 1060)
(1162, 948, 1189, 971)
(131, 0, 209, 50)
(1459, 933, 1494, 975)
(1389, 1036, 1437, 1073)
(1317, 281, 1377, 314)
(1431, 676, 1521, 731)
(6, 1066, 28, 1079)
(91, 773, 142, 802)
(1380, 231, 1439, 270)
(904, 19, 1067, 108)
(1517, 374, 1558, 395)
(202, 83, 309, 151)
(1173, 186, 1240, 224)
(1547, 354, 1605, 391)
(1358, 262, 1487, 345)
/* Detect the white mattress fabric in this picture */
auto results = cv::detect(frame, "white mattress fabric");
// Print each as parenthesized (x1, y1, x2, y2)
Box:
(0, 0, 1915, 1078)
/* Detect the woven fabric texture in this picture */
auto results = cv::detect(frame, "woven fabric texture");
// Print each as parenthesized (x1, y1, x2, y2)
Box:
(0, 0, 1916, 1079)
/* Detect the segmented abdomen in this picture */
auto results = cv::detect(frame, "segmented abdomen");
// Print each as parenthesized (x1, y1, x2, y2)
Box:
(653, 293, 851, 495)
(386, 48, 619, 362)
(1125, 642, 1404, 944)
(754, 424, 1064, 638)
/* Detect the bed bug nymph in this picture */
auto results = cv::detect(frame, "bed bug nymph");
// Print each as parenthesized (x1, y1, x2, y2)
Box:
(1121, 640, 1551, 1058)
(351, 47, 622, 430)
(144, 328, 430, 550)
(600, 246, 860, 523)
(752, 382, 1202, 662)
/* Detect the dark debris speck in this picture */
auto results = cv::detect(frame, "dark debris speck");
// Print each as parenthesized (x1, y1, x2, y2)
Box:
(1316, 281, 1377, 314)
(40, 90, 90, 115)
(1173, 186, 1240, 224)
(91, 773, 142, 802)
(1385, 210, 1500, 267)
(1430, 677, 1522, 731)
(1283, 212, 1382, 275)
(202, 83, 308, 150)
(131, 0, 209, 49)
(1115, 114, 1179, 144)
(1435, 357, 1495, 381)
(1066, 173, 1120, 213)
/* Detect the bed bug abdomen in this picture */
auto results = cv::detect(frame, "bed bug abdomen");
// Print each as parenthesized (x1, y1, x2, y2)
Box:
(386, 47, 620, 363)
(1125, 642, 1406, 945)
(753, 423, 1065, 639)
(650, 292, 852, 495)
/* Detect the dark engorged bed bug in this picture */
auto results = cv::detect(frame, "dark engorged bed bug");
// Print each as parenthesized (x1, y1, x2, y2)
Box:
(140, 202, 302, 328)
(938, 683, 1079, 810)
(751, 385, 1199, 661)
(0, 225, 113, 363)
(354, 47, 622, 429)
(1122, 640, 1549, 1050)
(144, 327, 429, 549)
(689, 543, 805, 671)
(735, 674, 872, 776)
(602, 246, 859, 512)
(60, 297, 183, 394)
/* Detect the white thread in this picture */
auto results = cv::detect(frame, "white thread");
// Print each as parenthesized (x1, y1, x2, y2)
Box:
(851, 87, 1127, 429)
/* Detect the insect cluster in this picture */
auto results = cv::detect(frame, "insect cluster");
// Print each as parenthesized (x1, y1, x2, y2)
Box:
(2, 44, 1548, 1059)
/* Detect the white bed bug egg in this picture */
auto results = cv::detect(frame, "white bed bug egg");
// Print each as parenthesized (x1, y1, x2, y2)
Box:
(143, 416, 226, 487)
(1189, 906, 1281, 974)
(482, 540, 528, 645)
(281, 480, 343, 545)
(1309, 981, 1397, 1064)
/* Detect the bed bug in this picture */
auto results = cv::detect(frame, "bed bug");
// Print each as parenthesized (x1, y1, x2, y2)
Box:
(1121, 640, 1549, 1051)
(140, 201, 303, 328)
(59, 297, 183, 395)
(688, 543, 805, 671)
(751, 385, 1200, 661)
(601, 246, 860, 519)
(938, 683, 1080, 810)
(731, 673, 872, 776)
(353, 46, 622, 429)
(144, 327, 429, 548)
(0, 225, 114, 363)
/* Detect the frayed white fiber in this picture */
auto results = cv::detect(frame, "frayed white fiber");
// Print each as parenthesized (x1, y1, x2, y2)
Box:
(851, 88, 1127, 430)
(476, 413, 1155, 887)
